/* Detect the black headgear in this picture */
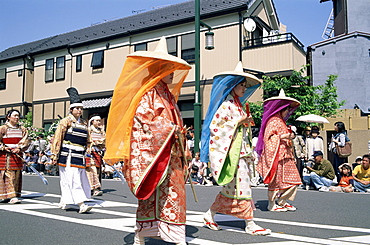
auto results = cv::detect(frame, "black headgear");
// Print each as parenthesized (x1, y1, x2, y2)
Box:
(67, 87, 83, 108)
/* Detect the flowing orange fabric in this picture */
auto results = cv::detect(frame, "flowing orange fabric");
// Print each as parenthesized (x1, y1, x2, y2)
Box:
(104, 56, 190, 165)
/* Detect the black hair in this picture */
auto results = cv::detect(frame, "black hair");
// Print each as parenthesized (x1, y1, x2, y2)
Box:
(334, 121, 346, 133)
(311, 126, 319, 131)
(252, 127, 260, 138)
(340, 164, 352, 176)
(89, 113, 101, 120)
(362, 154, 370, 162)
(191, 165, 199, 171)
(6, 109, 21, 119)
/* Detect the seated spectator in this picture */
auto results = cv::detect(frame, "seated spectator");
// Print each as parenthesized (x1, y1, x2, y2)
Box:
(189, 152, 208, 184)
(303, 151, 335, 192)
(330, 164, 353, 192)
(102, 164, 114, 179)
(302, 159, 315, 190)
(352, 156, 362, 170)
(190, 165, 202, 184)
(44, 151, 57, 176)
(352, 154, 370, 192)
(27, 151, 39, 174)
(23, 151, 32, 174)
(112, 162, 123, 180)
(38, 151, 48, 174)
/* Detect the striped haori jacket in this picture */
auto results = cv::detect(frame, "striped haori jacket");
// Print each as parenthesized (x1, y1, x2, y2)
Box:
(85, 126, 105, 167)
(58, 124, 88, 169)
(0, 123, 29, 170)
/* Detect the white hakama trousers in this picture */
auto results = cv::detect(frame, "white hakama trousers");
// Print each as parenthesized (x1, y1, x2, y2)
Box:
(59, 165, 91, 205)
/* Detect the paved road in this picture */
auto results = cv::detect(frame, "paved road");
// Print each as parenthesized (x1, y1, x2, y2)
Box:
(0, 175, 369, 245)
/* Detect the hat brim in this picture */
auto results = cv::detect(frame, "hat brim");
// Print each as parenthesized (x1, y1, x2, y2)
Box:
(213, 71, 260, 87)
(128, 51, 191, 68)
(264, 96, 301, 106)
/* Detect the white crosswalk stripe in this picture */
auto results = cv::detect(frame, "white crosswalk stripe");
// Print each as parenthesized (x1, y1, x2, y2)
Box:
(0, 190, 368, 245)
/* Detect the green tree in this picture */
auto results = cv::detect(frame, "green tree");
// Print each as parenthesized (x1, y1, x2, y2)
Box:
(249, 66, 345, 128)
(19, 111, 44, 139)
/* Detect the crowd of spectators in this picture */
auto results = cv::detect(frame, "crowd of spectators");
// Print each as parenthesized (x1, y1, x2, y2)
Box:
(23, 122, 370, 193)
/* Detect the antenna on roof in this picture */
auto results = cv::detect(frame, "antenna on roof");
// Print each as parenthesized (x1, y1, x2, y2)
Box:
(103, 17, 119, 22)
(132, 9, 146, 14)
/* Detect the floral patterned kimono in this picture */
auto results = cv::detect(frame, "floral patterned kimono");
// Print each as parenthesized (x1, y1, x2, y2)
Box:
(123, 82, 187, 243)
(209, 94, 255, 219)
(257, 113, 301, 203)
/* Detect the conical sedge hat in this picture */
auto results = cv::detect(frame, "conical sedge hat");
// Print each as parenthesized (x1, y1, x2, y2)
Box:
(128, 36, 190, 68)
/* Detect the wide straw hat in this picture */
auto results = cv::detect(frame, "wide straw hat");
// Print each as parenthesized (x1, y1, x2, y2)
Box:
(213, 61, 260, 87)
(264, 88, 301, 106)
(128, 36, 191, 68)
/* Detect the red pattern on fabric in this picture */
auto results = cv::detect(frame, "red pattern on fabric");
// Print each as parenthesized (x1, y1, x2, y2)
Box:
(124, 83, 187, 225)
(2, 137, 22, 145)
(258, 114, 301, 191)
(210, 193, 253, 220)
(85, 151, 103, 167)
(136, 137, 173, 200)
(0, 153, 23, 170)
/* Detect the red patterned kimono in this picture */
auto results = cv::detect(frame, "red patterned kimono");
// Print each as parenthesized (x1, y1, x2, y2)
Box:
(258, 114, 301, 203)
(123, 82, 187, 243)
(0, 123, 29, 200)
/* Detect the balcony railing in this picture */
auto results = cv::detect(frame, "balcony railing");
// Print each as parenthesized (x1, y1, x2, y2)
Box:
(243, 32, 305, 51)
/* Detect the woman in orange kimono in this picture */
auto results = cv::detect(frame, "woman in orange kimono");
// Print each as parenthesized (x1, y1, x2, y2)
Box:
(256, 89, 301, 212)
(104, 37, 191, 245)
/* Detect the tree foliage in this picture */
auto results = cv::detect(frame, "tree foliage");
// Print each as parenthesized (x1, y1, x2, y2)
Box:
(249, 66, 345, 128)
(19, 111, 60, 139)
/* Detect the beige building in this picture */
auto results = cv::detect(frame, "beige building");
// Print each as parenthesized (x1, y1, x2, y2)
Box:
(0, 0, 306, 136)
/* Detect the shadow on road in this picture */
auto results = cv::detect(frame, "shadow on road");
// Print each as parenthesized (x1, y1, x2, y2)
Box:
(255, 200, 269, 211)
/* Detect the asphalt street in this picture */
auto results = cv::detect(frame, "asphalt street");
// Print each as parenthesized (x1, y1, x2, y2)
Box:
(0, 174, 369, 245)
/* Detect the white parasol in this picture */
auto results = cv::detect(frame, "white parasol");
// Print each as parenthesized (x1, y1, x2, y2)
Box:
(296, 114, 329, 124)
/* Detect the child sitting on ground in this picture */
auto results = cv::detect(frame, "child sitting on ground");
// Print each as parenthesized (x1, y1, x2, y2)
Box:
(330, 164, 354, 193)
(190, 165, 202, 184)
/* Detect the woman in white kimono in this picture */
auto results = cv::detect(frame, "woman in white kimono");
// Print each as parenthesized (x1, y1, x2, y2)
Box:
(200, 62, 271, 235)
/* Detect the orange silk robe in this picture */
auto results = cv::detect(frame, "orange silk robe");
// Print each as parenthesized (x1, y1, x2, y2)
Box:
(123, 82, 187, 225)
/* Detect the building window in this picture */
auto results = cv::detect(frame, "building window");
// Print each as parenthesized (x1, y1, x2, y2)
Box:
(167, 37, 178, 57)
(334, 0, 343, 17)
(56, 56, 65, 80)
(45, 58, 54, 82)
(181, 33, 195, 64)
(43, 121, 53, 132)
(0, 68, 6, 90)
(91, 50, 104, 69)
(134, 43, 147, 51)
(76, 55, 82, 72)
(18, 69, 23, 77)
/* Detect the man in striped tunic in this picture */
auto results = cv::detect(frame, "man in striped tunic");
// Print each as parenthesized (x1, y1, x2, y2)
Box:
(51, 87, 92, 213)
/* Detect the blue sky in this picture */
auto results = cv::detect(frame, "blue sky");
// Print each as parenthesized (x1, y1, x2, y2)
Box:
(0, 0, 332, 52)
